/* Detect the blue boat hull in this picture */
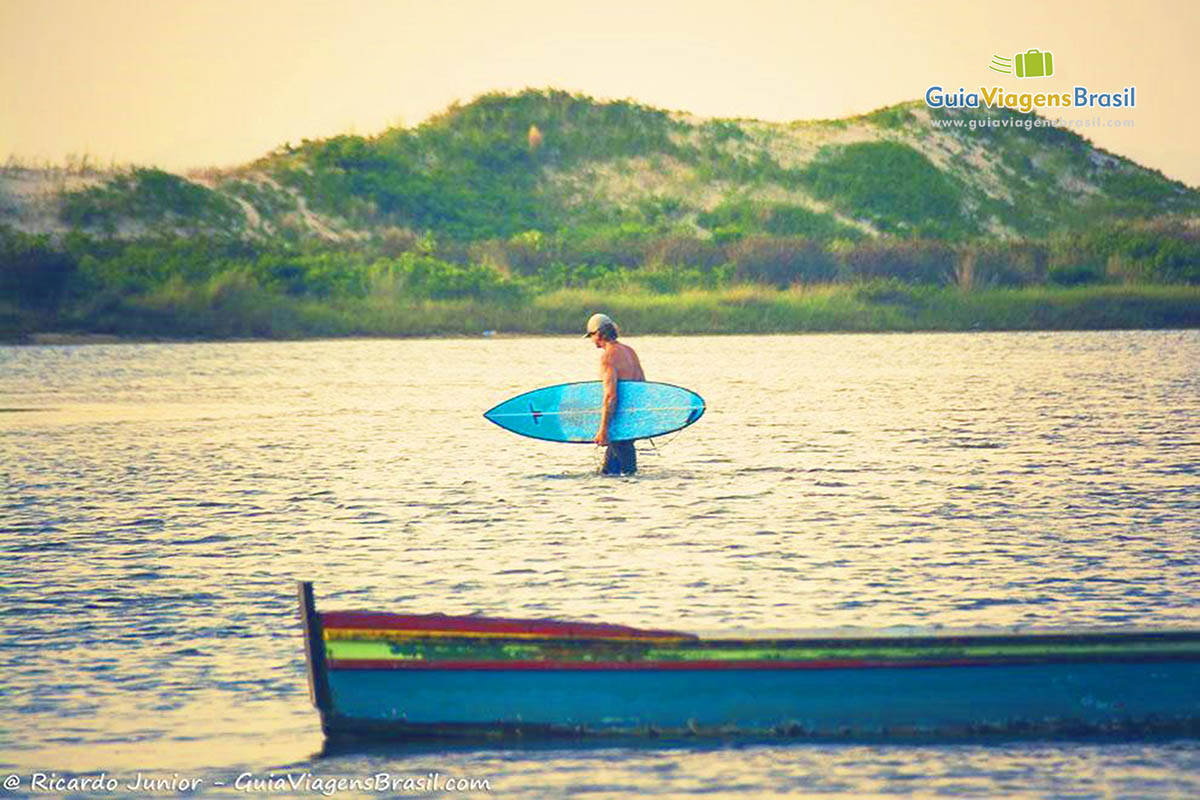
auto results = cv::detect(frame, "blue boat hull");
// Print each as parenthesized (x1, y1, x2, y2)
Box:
(297, 584, 1200, 742)
(326, 662, 1200, 739)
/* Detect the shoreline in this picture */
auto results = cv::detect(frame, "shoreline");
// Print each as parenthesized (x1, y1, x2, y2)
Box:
(5, 284, 1198, 345)
(8, 326, 1200, 349)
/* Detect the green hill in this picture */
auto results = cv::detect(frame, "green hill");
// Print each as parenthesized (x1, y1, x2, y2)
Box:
(7, 89, 1196, 243)
(253, 91, 1198, 241)
(2, 89, 1199, 340)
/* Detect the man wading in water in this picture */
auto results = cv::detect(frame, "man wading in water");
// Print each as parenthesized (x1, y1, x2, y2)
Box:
(585, 313, 645, 475)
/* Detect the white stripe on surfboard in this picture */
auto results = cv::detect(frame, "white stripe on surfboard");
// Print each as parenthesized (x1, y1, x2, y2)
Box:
(488, 405, 700, 418)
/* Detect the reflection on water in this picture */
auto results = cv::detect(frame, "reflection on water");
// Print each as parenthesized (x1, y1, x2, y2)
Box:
(1, 331, 1198, 794)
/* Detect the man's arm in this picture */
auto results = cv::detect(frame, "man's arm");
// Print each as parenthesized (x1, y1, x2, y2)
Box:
(595, 352, 618, 445)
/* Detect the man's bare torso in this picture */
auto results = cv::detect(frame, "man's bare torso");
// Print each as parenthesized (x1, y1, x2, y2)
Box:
(602, 341, 645, 382)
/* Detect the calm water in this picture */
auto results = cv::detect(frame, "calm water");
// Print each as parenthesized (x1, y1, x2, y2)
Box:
(2, 331, 1198, 797)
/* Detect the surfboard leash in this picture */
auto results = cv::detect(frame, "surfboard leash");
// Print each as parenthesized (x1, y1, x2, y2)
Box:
(644, 430, 684, 453)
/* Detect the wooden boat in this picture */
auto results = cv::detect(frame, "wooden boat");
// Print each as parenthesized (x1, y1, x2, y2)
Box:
(298, 582, 1200, 741)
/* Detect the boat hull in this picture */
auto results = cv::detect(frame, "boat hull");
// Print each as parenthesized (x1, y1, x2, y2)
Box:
(325, 661, 1200, 739)
(298, 583, 1200, 742)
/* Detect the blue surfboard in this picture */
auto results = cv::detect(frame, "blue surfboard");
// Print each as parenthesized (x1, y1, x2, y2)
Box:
(484, 381, 705, 443)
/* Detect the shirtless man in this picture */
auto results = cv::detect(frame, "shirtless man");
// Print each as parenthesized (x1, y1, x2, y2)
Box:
(584, 313, 645, 475)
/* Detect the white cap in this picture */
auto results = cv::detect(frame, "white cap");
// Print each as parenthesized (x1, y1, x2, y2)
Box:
(584, 313, 615, 336)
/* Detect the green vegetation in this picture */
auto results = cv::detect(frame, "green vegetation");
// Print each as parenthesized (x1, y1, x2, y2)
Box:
(3, 220, 1197, 341)
(697, 200, 862, 241)
(262, 90, 687, 240)
(801, 141, 971, 237)
(5, 271, 1195, 341)
(2, 90, 1197, 341)
(862, 103, 917, 130)
(33, 91, 1200, 247)
(60, 168, 244, 233)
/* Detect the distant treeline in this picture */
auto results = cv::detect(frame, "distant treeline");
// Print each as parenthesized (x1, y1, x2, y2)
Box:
(2, 220, 1198, 338)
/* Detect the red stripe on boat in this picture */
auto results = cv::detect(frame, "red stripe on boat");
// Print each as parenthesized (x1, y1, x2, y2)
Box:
(326, 658, 991, 671)
(319, 611, 697, 640)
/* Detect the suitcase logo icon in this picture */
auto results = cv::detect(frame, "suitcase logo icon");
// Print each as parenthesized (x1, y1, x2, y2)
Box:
(989, 49, 1055, 79)
(1015, 49, 1054, 78)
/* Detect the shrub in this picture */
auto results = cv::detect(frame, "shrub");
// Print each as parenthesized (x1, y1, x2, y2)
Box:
(959, 241, 1050, 288)
(840, 240, 957, 284)
(72, 236, 257, 294)
(253, 252, 371, 298)
(1049, 264, 1105, 286)
(628, 264, 731, 293)
(60, 168, 244, 232)
(0, 227, 77, 310)
(851, 278, 928, 304)
(555, 228, 653, 269)
(698, 200, 858, 240)
(374, 253, 527, 302)
(490, 231, 553, 276)
(643, 235, 726, 270)
(1051, 222, 1200, 284)
(801, 142, 969, 235)
(728, 236, 836, 287)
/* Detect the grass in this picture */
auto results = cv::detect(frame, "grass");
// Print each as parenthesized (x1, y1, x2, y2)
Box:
(523, 284, 1200, 334)
(12, 283, 1197, 342)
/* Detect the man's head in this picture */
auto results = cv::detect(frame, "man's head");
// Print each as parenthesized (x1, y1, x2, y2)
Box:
(584, 313, 618, 346)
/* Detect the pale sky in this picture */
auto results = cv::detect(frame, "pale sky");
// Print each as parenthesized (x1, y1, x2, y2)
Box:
(2, 0, 1198, 186)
